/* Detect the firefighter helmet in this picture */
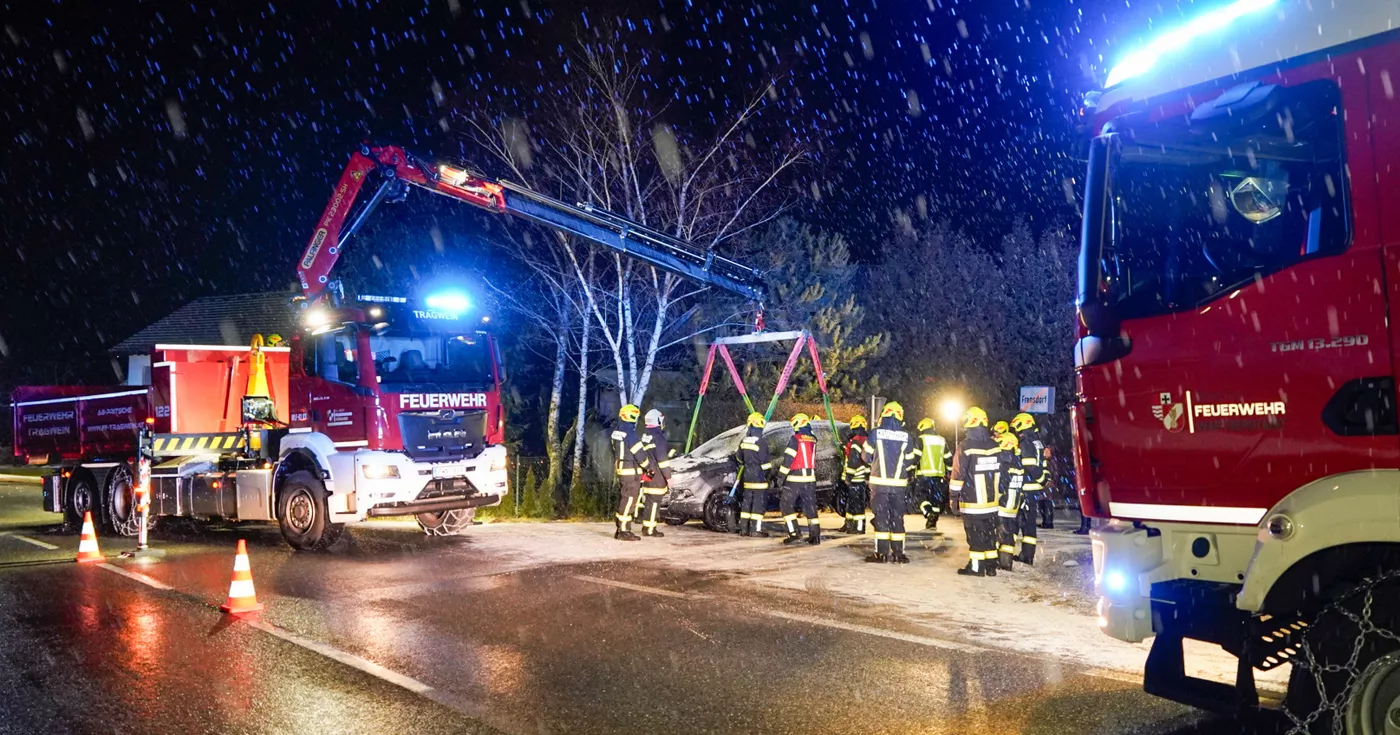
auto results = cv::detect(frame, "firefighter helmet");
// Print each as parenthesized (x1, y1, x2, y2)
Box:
(917, 417, 934, 432)
(1011, 412, 1036, 432)
(963, 407, 989, 428)
(790, 413, 812, 430)
(619, 404, 641, 423)
(993, 420, 1009, 437)
(880, 401, 904, 422)
(265, 333, 285, 347)
(644, 409, 664, 428)
(848, 414, 868, 430)
(747, 412, 766, 428)
(997, 431, 1020, 452)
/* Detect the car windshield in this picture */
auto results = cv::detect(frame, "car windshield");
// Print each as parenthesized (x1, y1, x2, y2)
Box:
(689, 425, 749, 459)
(1095, 80, 1348, 319)
(369, 333, 496, 386)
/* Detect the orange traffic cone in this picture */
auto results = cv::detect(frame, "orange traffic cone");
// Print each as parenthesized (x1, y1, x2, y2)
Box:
(219, 539, 264, 614)
(75, 511, 103, 563)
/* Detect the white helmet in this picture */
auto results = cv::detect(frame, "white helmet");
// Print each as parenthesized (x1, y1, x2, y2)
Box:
(644, 408, 664, 428)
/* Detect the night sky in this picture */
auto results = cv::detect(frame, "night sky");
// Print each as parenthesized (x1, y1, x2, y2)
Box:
(0, 0, 1210, 384)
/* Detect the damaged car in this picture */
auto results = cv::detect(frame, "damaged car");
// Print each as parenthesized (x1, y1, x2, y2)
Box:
(659, 420, 848, 531)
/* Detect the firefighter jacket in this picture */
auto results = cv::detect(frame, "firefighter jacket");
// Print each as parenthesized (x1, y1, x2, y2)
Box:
(778, 427, 818, 485)
(735, 425, 774, 490)
(842, 428, 870, 484)
(611, 421, 654, 480)
(914, 430, 952, 477)
(1016, 427, 1050, 494)
(998, 445, 1027, 519)
(860, 416, 917, 489)
(949, 426, 1002, 515)
(640, 426, 675, 491)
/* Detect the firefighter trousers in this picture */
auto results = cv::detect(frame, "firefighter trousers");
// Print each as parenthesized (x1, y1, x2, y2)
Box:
(779, 482, 819, 540)
(962, 512, 998, 572)
(915, 476, 946, 528)
(997, 514, 1019, 569)
(871, 487, 907, 557)
(740, 484, 769, 534)
(640, 486, 666, 536)
(844, 481, 868, 532)
(1038, 494, 1055, 528)
(615, 478, 642, 533)
(1017, 503, 1038, 564)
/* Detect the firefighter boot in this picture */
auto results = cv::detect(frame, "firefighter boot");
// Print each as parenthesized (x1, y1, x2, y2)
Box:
(614, 524, 639, 542)
(999, 550, 1015, 571)
(1017, 544, 1036, 566)
(752, 518, 771, 538)
(957, 558, 985, 577)
(890, 540, 910, 564)
(806, 518, 821, 545)
(866, 537, 889, 563)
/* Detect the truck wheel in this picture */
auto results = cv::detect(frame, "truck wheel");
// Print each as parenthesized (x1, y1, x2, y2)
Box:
(416, 508, 475, 536)
(64, 470, 102, 530)
(103, 463, 152, 538)
(1285, 573, 1400, 733)
(277, 471, 332, 551)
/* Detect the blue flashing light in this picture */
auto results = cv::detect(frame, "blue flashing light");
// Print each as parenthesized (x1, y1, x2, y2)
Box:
(425, 291, 470, 315)
(1105, 0, 1279, 88)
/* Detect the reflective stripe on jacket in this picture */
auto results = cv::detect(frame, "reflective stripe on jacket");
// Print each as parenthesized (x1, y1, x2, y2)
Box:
(779, 430, 817, 483)
(842, 430, 870, 483)
(949, 426, 1001, 513)
(735, 426, 773, 489)
(611, 423, 653, 478)
(861, 416, 917, 488)
(915, 431, 951, 477)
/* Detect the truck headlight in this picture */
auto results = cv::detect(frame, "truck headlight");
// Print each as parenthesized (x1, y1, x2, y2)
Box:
(489, 456, 507, 472)
(361, 464, 401, 479)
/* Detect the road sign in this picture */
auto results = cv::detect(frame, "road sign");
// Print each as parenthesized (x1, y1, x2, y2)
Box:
(1019, 386, 1055, 414)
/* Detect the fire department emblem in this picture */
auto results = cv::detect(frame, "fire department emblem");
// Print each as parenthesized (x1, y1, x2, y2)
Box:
(1152, 392, 1185, 433)
(351, 170, 364, 181)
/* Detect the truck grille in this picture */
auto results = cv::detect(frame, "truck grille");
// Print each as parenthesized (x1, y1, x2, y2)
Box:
(397, 409, 487, 462)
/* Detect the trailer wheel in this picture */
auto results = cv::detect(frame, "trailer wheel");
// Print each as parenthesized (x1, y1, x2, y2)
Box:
(416, 508, 475, 536)
(277, 471, 333, 551)
(64, 470, 102, 530)
(103, 463, 152, 538)
(1284, 572, 1400, 734)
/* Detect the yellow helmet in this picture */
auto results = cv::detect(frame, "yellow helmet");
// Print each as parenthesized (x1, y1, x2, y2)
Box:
(1011, 412, 1036, 432)
(997, 431, 1020, 452)
(266, 333, 285, 347)
(747, 412, 766, 428)
(790, 413, 811, 430)
(917, 417, 934, 432)
(993, 420, 1009, 436)
(880, 401, 904, 422)
(848, 414, 868, 430)
(963, 406, 989, 428)
(619, 404, 641, 423)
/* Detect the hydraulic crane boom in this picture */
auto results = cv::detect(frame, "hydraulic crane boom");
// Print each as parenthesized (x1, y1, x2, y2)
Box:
(297, 144, 766, 305)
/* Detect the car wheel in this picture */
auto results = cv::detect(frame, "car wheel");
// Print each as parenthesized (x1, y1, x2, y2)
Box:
(701, 490, 733, 533)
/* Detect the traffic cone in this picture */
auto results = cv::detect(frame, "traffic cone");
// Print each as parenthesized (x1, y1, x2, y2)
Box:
(75, 511, 103, 563)
(219, 539, 264, 614)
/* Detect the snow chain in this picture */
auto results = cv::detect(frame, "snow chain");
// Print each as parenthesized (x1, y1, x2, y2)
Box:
(1282, 568, 1400, 734)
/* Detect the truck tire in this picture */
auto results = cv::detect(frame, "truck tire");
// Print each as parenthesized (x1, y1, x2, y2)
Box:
(102, 463, 152, 538)
(277, 471, 334, 551)
(1284, 572, 1400, 733)
(64, 469, 102, 530)
(416, 508, 475, 536)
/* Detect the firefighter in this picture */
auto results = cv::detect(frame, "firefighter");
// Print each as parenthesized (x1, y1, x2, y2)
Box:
(610, 404, 654, 541)
(639, 409, 674, 538)
(950, 407, 1001, 577)
(862, 401, 918, 563)
(735, 412, 774, 537)
(995, 431, 1026, 571)
(992, 420, 1009, 442)
(913, 417, 952, 531)
(1011, 412, 1048, 561)
(776, 413, 821, 545)
(839, 415, 871, 534)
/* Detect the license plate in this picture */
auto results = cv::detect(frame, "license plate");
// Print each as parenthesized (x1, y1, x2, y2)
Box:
(432, 463, 468, 479)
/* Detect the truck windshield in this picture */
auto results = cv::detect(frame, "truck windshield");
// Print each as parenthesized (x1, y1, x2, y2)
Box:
(1092, 80, 1348, 320)
(369, 333, 496, 387)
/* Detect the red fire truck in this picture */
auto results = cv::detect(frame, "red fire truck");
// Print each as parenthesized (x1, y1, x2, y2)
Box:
(1076, 0, 1400, 729)
(14, 144, 763, 550)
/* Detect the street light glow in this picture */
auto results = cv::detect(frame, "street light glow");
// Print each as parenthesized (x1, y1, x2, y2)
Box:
(939, 398, 965, 424)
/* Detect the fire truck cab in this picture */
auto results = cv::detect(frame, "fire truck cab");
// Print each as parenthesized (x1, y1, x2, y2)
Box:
(1076, 0, 1400, 729)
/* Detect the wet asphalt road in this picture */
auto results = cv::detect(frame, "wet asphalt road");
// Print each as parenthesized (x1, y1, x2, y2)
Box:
(0, 481, 1246, 734)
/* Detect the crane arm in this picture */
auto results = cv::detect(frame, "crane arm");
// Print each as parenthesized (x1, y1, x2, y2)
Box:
(296, 144, 766, 305)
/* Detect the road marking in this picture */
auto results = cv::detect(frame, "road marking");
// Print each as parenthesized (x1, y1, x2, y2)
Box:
(573, 574, 711, 601)
(245, 619, 434, 694)
(764, 609, 986, 653)
(0, 532, 59, 549)
(97, 563, 173, 590)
